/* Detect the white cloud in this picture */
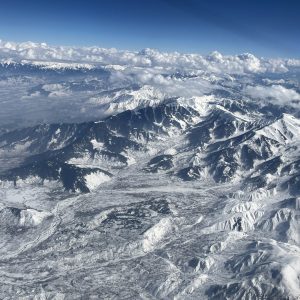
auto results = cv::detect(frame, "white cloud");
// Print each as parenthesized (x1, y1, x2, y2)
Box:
(262, 78, 285, 85)
(1, 39, 299, 75)
(21, 91, 41, 100)
(108, 67, 214, 98)
(245, 85, 300, 105)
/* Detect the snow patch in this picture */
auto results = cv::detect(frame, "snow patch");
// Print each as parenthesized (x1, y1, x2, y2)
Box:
(84, 171, 111, 191)
(19, 209, 52, 227)
(164, 148, 177, 155)
(91, 139, 105, 150)
(142, 217, 178, 252)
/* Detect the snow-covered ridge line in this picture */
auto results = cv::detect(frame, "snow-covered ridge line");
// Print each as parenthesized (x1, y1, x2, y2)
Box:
(0, 39, 299, 74)
(22, 60, 97, 70)
(0, 58, 98, 70)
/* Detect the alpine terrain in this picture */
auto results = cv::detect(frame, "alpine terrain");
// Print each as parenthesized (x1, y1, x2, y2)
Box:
(0, 40, 300, 299)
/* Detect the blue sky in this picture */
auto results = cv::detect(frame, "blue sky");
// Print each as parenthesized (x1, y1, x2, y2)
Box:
(0, 0, 299, 58)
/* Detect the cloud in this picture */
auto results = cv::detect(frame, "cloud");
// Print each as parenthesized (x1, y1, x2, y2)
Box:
(245, 85, 300, 105)
(108, 66, 214, 98)
(21, 91, 41, 99)
(0, 39, 299, 75)
(262, 78, 285, 85)
(41, 83, 71, 98)
(0, 39, 299, 130)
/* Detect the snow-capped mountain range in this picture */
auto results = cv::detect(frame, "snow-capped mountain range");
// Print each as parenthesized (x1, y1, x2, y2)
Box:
(0, 40, 300, 299)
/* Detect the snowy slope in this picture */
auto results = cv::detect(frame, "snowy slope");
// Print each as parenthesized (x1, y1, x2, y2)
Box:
(0, 45, 300, 299)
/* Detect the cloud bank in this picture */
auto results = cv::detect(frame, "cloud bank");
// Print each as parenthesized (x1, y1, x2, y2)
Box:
(245, 85, 300, 106)
(1, 39, 299, 75)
